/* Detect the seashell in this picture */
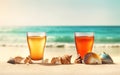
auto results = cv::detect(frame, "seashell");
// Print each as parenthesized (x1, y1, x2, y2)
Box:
(7, 58, 15, 64)
(74, 56, 82, 64)
(7, 56, 24, 64)
(60, 55, 72, 64)
(14, 56, 24, 64)
(100, 52, 113, 64)
(51, 57, 61, 64)
(51, 55, 72, 64)
(24, 56, 33, 64)
(83, 52, 102, 64)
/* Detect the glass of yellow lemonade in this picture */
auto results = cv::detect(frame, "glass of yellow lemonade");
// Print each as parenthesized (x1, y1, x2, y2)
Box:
(27, 32, 46, 63)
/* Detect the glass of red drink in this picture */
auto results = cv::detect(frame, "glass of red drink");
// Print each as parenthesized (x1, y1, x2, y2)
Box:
(75, 32, 94, 59)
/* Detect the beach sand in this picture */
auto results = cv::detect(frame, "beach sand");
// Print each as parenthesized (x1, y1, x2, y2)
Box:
(0, 44, 120, 75)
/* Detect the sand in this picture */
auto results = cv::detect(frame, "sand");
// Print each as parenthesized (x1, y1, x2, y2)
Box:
(0, 44, 120, 75)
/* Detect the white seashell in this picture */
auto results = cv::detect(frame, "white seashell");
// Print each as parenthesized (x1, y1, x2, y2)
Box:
(83, 52, 102, 64)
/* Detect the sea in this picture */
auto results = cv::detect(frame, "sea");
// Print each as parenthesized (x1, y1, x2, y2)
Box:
(0, 26, 120, 45)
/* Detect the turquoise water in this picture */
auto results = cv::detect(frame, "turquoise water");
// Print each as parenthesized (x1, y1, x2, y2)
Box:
(0, 26, 120, 43)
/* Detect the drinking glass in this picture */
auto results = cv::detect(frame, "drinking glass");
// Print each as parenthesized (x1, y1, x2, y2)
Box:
(75, 32, 94, 59)
(27, 32, 46, 63)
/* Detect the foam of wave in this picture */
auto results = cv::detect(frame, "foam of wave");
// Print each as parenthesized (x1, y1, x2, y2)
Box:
(0, 42, 120, 48)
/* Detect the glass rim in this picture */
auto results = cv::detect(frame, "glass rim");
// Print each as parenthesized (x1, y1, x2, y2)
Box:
(74, 32, 94, 36)
(27, 32, 46, 36)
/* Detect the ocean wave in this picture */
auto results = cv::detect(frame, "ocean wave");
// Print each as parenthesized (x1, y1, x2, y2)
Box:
(0, 35, 120, 44)
(47, 36, 74, 43)
(0, 26, 120, 44)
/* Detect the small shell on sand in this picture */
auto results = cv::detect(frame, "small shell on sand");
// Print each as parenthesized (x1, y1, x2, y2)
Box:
(7, 56, 33, 64)
(24, 56, 33, 64)
(7, 56, 24, 64)
(100, 52, 114, 64)
(51, 57, 61, 64)
(74, 56, 82, 64)
(83, 52, 102, 64)
(60, 55, 72, 64)
(51, 55, 72, 64)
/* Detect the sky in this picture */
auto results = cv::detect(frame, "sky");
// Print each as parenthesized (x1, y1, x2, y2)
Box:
(0, 0, 120, 26)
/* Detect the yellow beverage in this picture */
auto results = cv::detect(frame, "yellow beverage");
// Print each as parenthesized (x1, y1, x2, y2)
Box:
(27, 34, 46, 60)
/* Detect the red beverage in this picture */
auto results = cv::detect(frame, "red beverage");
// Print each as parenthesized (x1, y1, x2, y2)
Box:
(75, 32, 94, 59)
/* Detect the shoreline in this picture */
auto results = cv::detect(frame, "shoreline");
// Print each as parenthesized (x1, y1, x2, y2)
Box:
(0, 43, 120, 63)
(0, 42, 120, 48)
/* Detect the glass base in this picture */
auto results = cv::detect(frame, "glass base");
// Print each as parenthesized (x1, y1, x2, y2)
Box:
(31, 60, 43, 64)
